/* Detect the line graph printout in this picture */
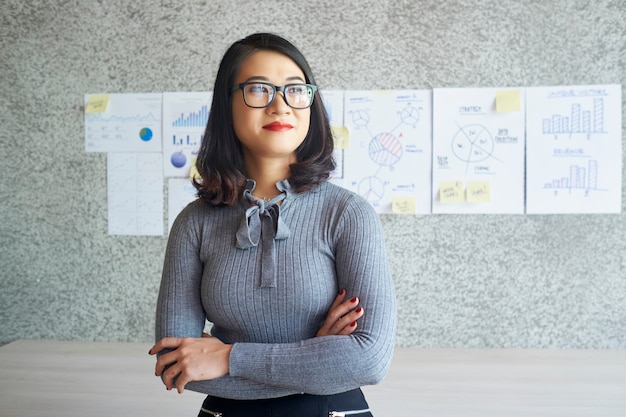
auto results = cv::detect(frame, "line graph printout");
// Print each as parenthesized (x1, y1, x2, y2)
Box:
(321, 90, 346, 187)
(432, 88, 526, 214)
(343, 90, 432, 214)
(162, 92, 212, 177)
(168, 177, 198, 232)
(526, 84, 622, 214)
(107, 153, 164, 236)
(85, 93, 162, 153)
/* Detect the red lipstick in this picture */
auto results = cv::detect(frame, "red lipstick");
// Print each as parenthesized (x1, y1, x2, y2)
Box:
(263, 121, 293, 132)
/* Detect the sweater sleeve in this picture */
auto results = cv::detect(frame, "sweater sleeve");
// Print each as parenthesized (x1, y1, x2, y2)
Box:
(155, 206, 206, 342)
(226, 196, 397, 395)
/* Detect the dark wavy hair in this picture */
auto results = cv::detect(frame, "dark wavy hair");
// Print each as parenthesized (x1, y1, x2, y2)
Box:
(193, 33, 336, 206)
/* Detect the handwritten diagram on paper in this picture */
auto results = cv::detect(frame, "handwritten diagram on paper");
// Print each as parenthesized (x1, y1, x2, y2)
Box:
(526, 84, 622, 214)
(85, 93, 162, 153)
(162, 92, 212, 177)
(107, 153, 164, 236)
(432, 88, 525, 214)
(342, 90, 432, 214)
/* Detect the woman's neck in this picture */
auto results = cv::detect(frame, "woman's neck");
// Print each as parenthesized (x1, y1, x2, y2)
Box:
(244, 155, 293, 200)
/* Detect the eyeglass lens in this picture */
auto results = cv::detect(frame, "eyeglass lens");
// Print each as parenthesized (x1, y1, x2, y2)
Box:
(242, 83, 314, 109)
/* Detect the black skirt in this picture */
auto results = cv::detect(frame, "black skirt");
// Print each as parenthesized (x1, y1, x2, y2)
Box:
(198, 388, 373, 417)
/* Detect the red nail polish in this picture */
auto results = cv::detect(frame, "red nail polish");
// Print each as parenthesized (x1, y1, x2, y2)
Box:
(350, 321, 357, 327)
(339, 289, 346, 296)
(350, 297, 357, 303)
(355, 307, 363, 313)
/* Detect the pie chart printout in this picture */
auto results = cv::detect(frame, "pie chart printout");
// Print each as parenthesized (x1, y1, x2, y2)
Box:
(369, 133, 403, 167)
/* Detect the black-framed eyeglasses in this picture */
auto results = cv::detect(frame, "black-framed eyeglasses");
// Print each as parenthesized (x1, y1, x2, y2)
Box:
(231, 82, 318, 109)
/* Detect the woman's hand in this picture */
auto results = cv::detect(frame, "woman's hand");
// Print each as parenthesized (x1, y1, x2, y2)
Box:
(316, 289, 364, 337)
(149, 336, 232, 394)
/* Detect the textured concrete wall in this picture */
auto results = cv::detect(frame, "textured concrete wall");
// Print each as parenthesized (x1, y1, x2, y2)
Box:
(1, 0, 624, 348)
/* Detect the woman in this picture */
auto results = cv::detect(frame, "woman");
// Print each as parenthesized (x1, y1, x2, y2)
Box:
(150, 33, 396, 417)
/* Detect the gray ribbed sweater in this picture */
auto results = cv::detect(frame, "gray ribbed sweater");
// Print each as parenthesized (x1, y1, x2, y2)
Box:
(155, 180, 396, 400)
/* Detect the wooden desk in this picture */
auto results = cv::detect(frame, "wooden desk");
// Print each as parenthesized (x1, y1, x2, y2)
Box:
(0, 340, 624, 416)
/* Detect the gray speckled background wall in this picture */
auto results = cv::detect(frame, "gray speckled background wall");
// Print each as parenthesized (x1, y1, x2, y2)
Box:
(1, 0, 625, 348)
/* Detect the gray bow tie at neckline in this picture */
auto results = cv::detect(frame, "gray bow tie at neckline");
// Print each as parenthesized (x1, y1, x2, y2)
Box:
(236, 179, 290, 288)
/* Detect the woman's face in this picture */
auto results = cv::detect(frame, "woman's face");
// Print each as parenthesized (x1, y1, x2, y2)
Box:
(231, 50, 311, 164)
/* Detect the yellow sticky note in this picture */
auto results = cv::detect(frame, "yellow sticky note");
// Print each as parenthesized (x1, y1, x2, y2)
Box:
(331, 126, 349, 149)
(189, 157, 200, 180)
(392, 197, 415, 214)
(495, 90, 520, 112)
(439, 181, 464, 203)
(466, 181, 491, 203)
(85, 94, 110, 114)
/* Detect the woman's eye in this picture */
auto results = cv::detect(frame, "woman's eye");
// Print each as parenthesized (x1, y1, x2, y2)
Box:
(287, 86, 305, 95)
(249, 85, 269, 94)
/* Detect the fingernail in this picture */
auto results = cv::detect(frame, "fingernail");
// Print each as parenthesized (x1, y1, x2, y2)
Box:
(355, 307, 363, 313)
(339, 289, 346, 296)
(350, 297, 357, 303)
(350, 321, 357, 327)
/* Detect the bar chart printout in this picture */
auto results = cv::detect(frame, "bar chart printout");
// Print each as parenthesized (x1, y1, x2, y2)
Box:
(162, 92, 213, 177)
(526, 84, 622, 214)
(541, 97, 605, 135)
(544, 160, 598, 191)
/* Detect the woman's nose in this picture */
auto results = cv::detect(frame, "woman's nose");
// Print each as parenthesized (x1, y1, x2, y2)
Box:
(266, 92, 291, 114)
